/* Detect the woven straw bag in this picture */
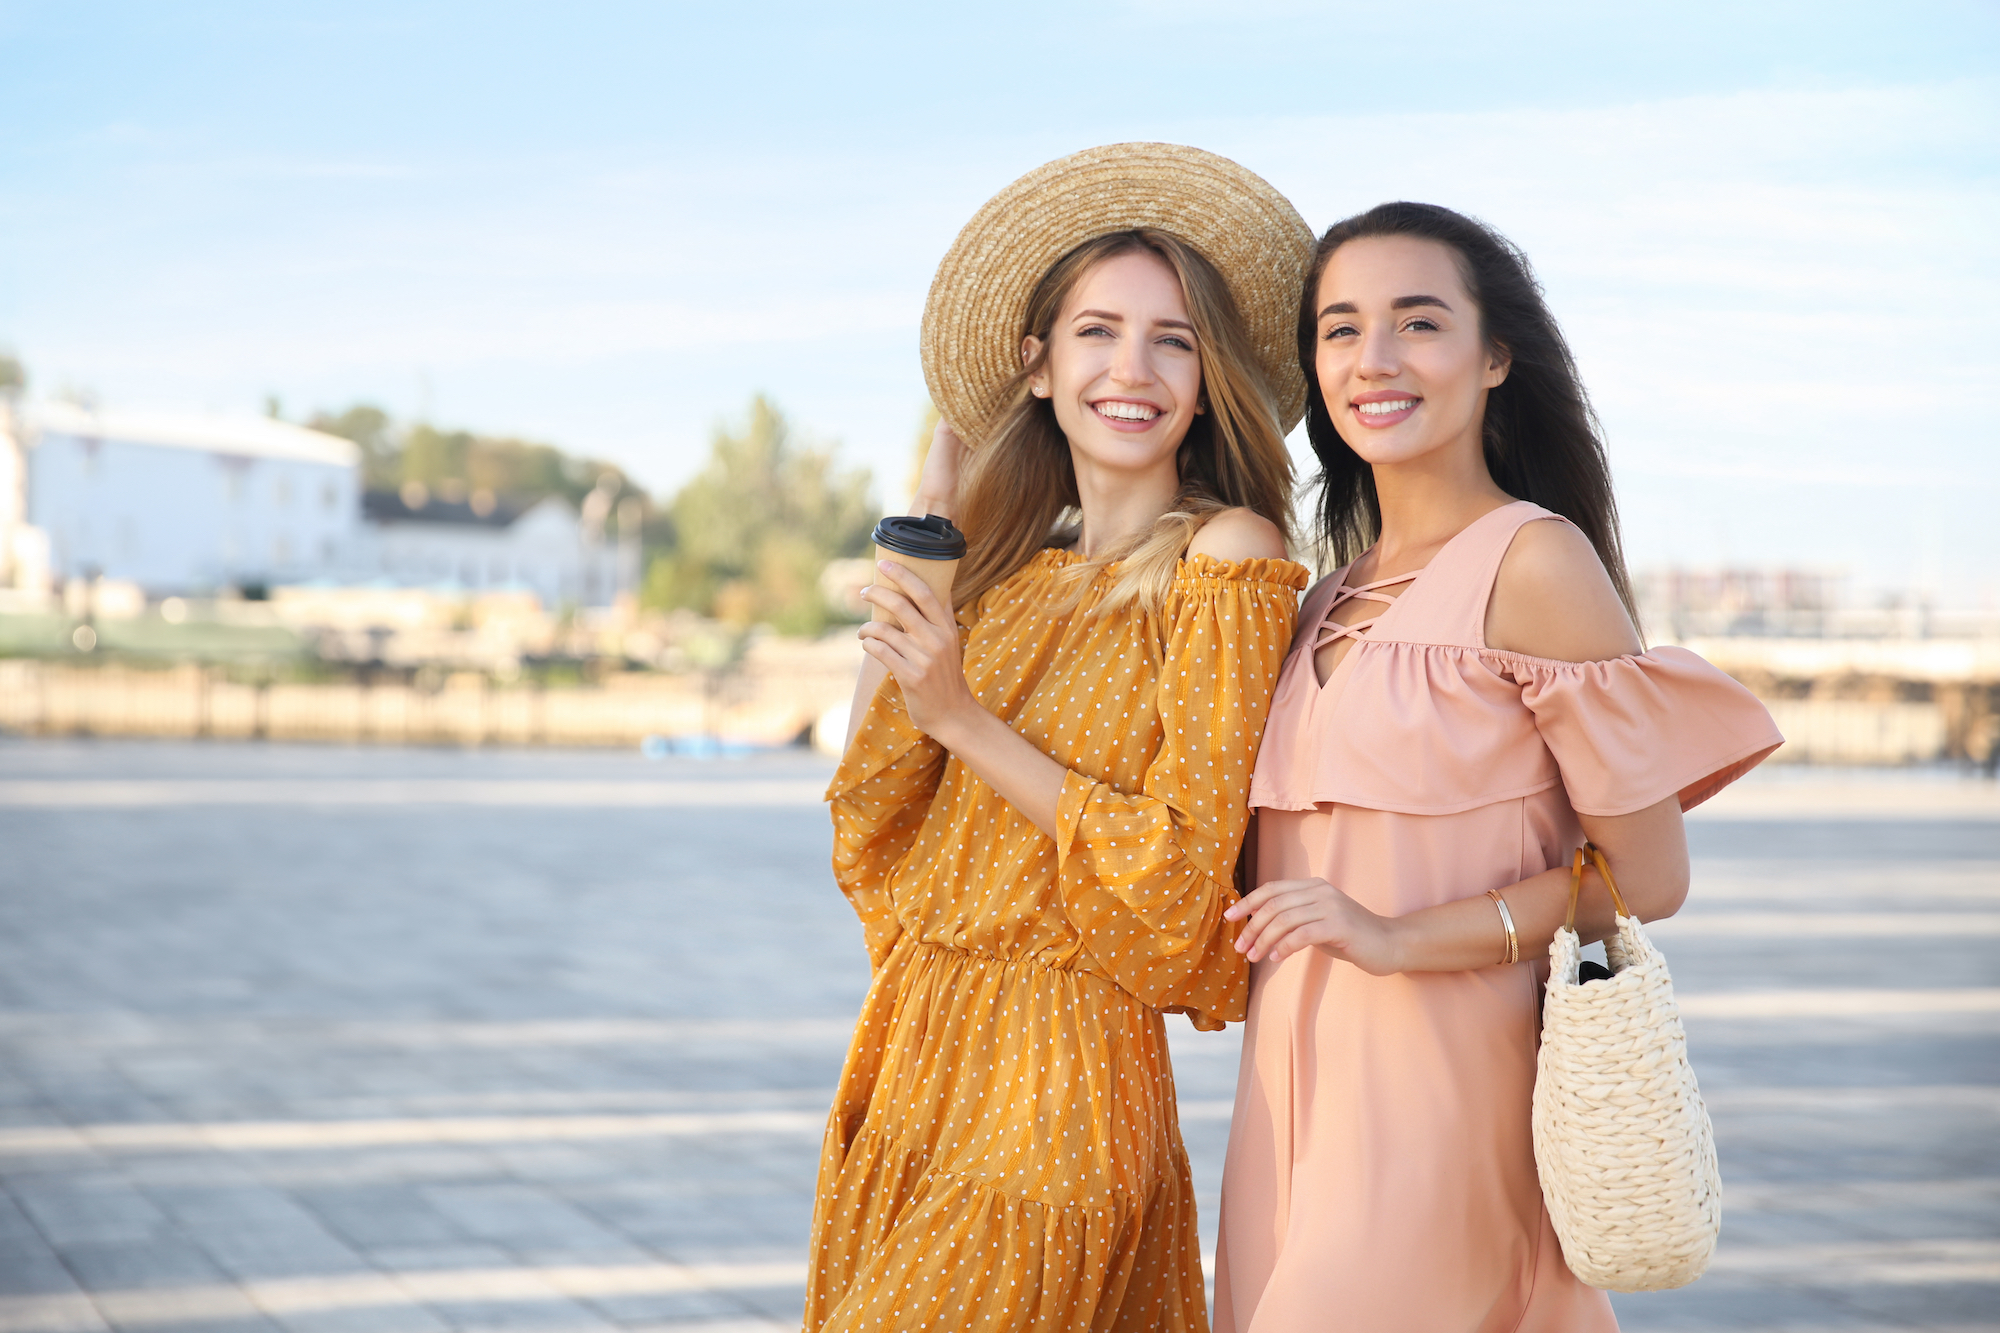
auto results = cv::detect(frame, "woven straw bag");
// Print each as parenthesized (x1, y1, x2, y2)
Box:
(1533, 844, 1721, 1291)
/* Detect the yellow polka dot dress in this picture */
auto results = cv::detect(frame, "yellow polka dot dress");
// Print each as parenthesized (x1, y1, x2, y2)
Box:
(808, 550, 1307, 1332)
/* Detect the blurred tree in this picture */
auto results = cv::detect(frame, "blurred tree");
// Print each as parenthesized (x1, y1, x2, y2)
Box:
(309, 405, 400, 489)
(399, 422, 472, 492)
(643, 395, 875, 635)
(0, 353, 27, 396)
(309, 403, 639, 510)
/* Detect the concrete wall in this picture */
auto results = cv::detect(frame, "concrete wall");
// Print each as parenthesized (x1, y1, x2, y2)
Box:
(0, 657, 856, 750)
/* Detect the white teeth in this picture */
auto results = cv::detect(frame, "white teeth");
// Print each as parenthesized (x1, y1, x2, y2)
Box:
(1357, 398, 1417, 416)
(1094, 401, 1161, 421)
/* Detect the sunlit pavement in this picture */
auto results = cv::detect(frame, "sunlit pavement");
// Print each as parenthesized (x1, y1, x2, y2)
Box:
(0, 741, 1994, 1333)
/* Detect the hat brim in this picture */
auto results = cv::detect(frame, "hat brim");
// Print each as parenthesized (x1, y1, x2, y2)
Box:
(920, 142, 1315, 448)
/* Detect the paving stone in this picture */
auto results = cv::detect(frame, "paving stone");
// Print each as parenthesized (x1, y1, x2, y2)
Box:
(620, 1322, 789, 1333)
(359, 1243, 517, 1274)
(419, 1185, 633, 1256)
(269, 1305, 451, 1333)
(9, 1176, 170, 1248)
(56, 1235, 232, 1292)
(291, 1186, 472, 1252)
(569, 1287, 746, 1326)
(1, 740, 1993, 1330)
(0, 1230, 97, 1298)
(0, 1190, 49, 1244)
(0, 1290, 115, 1333)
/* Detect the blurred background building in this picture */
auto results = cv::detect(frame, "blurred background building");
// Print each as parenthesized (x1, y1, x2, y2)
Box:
(23, 402, 361, 594)
(360, 486, 616, 611)
(0, 370, 879, 755)
(0, 360, 1994, 768)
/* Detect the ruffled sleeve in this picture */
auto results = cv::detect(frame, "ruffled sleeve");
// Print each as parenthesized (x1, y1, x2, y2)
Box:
(1506, 644, 1784, 816)
(824, 675, 943, 968)
(824, 594, 993, 969)
(1053, 556, 1307, 1029)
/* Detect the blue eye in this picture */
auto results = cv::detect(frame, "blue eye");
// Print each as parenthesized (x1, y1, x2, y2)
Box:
(1322, 323, 1357, 340)
(1404, 318, 1440, 333)
(1161, 335, 1193, 351)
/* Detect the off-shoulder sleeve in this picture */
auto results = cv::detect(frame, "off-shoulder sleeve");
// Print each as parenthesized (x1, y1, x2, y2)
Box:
(1053, 556, 1307, 1029)
(1509, 644, 1784, 816)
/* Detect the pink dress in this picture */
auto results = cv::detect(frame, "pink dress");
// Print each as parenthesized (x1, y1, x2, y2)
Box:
(1214, 501, 1783, 1333)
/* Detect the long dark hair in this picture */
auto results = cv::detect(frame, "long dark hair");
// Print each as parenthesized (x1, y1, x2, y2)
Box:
(1298, 201, 1637, 621)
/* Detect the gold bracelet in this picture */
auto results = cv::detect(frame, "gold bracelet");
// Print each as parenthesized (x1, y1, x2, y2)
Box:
(1487, 889, 1519, 965)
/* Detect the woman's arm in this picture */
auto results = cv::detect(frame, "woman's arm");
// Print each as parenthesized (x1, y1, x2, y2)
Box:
(1226, 795, 1688, 969)
(857, 507, 1289, 839)
(1228, 515, 1688, 971)
(842, 419, 968, 752)
(858, 559, 1065, 835)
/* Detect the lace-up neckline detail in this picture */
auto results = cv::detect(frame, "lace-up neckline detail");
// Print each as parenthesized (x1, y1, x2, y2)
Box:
(1310, 569, 1423, 684)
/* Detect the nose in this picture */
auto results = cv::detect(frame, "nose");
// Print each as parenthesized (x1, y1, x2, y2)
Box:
(1108, 334, 1158, 389)
(1356, 322, 1401, 381)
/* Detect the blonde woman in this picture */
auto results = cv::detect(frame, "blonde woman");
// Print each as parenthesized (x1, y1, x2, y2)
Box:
(808, 145, 1314, 1332)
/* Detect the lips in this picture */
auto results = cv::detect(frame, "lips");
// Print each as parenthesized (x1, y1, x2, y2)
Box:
(1350, 392, 1419, 429)
(1090, 399, 1165, 432)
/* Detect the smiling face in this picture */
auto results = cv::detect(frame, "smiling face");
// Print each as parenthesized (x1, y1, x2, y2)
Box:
(1312, 235, 1509, 470)
(1024, 248, 1205, 480)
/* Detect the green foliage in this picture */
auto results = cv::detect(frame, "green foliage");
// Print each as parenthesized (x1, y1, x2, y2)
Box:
(309, 405, 400, 488)
(643, 396, 875, 636)
(309, 404, 637, 508)
(307, 394, 871, 635)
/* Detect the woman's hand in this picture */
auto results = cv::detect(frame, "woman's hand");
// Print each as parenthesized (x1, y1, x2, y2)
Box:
(913, 419, 967, 519)
(858, 559, 980, 740)
(1225, 878, 1406, 973)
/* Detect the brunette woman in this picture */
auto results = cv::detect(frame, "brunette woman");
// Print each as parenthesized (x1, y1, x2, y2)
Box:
(806, 144, 1314, 1332)
(1213, 203, 1782, 1331)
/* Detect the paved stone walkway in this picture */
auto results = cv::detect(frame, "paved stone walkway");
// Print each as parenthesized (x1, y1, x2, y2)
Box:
(0, 739, 1993, 1331)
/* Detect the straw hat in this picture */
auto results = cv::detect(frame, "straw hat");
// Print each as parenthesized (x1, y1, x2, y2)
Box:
(921, 142, 1315, 447)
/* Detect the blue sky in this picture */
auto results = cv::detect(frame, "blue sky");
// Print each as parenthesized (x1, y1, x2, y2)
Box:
(3, 1, 1997, 602)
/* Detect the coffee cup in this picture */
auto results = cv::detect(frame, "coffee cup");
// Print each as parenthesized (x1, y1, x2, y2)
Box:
(870, 514, 967, 630)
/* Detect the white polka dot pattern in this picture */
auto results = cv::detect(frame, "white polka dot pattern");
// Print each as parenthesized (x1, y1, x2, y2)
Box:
(806, 550, 1305, 1332)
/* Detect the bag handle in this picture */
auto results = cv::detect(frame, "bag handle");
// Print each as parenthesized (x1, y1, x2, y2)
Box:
(1564, 842, 1632, 933)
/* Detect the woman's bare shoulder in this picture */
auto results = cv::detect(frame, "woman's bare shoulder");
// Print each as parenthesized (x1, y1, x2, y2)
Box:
(1186, 507, 1288, 563)
(1485, 517, 1641, 661)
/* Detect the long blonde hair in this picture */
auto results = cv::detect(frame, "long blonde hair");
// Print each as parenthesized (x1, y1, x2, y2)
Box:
(953, 229, 1294, 615)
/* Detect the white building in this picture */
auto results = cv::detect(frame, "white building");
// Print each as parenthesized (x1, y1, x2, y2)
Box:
(0, 394, 40, 594)
(356, 487, 621, 610)
(25, 402, 361, 593)
(16, 400, 629, 609)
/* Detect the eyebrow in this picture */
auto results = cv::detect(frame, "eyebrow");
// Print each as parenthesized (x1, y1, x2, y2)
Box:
(1073, 309, 1196, 331)
(1317, 294, 1455, 318)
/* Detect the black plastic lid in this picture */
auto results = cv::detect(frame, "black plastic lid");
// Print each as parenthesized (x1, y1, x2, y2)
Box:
(872, 514, 966, 561)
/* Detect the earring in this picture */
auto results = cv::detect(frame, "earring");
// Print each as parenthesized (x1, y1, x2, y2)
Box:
(1031, 385, 1047, 398)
